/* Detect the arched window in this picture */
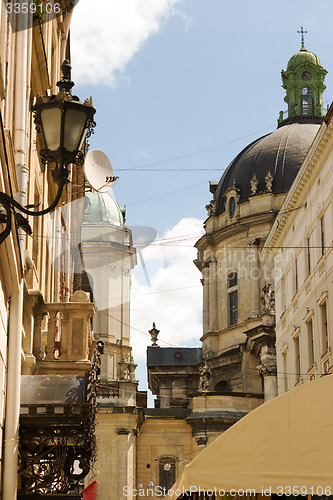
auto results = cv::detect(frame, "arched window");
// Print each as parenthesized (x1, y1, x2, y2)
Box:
(159, 457, 176, 492)
(215, 379, 230, 392)
(227, 272, 238, 325)
(301, 86, 313, 115)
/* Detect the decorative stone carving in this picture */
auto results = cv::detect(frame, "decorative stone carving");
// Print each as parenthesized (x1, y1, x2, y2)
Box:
(261, 283, 275, 314)
(205, 194, 216, 217)
(250, 174, 259, 194)
(149, 323, 159, 346)
(195, 435, 208, 447)
(265, 171, 273, 192)
(118, 353, 129, 380)
(257, 345, 277, 376)
(199, 360, 211, 392)
(257, 363, 277, 376)
(128, 355, 138, 381)
(122, 267, 130, 276)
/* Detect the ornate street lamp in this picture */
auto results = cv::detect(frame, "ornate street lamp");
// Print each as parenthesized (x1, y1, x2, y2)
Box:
(0, 60, 96, 244)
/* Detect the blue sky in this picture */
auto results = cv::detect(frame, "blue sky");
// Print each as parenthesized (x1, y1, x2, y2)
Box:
(70, 0, 333, 391)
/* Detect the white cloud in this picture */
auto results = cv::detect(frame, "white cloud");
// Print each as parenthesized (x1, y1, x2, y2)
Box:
(70, 0, 183, 86)
(130, 217, 204, 362)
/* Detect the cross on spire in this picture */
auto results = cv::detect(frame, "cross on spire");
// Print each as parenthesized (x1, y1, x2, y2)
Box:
(297, 26, 307, 49)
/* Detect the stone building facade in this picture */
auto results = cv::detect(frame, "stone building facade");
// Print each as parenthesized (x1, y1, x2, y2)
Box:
(264, 104, 333, 393)
(137, 41, 330, 498)
(0, 10, 331, 498)
(0, 3, 104, 498)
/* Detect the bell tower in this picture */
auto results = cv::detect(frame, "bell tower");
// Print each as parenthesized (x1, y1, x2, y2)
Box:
(279, 27, 327, 125)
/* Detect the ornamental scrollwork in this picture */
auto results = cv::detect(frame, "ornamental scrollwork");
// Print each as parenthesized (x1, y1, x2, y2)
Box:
(18, 342, 104, 495)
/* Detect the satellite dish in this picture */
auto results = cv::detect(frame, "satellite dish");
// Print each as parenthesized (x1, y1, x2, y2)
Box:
(84, 149, 118, 192)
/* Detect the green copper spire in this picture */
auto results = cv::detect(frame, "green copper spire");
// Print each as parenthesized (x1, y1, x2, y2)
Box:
(278, 29, 327, 126)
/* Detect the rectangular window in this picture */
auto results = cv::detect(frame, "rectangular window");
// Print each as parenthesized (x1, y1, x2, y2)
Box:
(305, 237, 311, 277)
(320, 215, 325, 256)
(229, 291, 238, 325)
(295, 335, 301, 381)
(281, 276, 286, 313)
(320, 301, 329, 354)
(307, 318, 314, 367)
(283, 352, 288, 392)
(293, 257, 298, 296)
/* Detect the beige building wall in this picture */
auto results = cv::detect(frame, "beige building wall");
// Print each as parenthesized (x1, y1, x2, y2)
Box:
(137, 418, 195, 499)
(0, 3, 82, 494)
(264, 107, 333, 394)
(92, 410, 139, 500)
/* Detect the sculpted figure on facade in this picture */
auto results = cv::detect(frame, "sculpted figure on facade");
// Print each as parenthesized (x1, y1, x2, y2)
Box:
(250, 174, 259, 195)
(199, 360, 211, 392)
(205, 194, 217, 217)
(265, 171, 274, 192)
(128, 355, 138, 381)
(261, 283, 275, 314)
(118, 353, 130, 380)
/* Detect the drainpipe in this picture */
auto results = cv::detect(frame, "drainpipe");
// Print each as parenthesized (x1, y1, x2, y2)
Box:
(2, 10, 32, 500)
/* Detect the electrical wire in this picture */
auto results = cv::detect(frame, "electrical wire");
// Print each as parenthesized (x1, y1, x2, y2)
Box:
(101, 309, 178, 347)
(115, 123, 277, 172)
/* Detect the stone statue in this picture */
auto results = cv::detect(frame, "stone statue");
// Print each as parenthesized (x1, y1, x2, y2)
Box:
(265, 171, 273, 192)
(199, 360, 211, 392)
(261, 283, 275, 314)
(118, 353, 130, 380)
(250, 174, 259, 195)
(205, 195, 216, 217)
(128, 355, 138, 381)
(149, 323, 160, 346)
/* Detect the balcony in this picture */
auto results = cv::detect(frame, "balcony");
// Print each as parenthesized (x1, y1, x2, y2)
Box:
(33, 290, 95, 375)
(18, 291, 103, 496)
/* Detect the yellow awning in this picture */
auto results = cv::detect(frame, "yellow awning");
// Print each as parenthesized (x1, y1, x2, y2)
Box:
(170, 375, 333, 499)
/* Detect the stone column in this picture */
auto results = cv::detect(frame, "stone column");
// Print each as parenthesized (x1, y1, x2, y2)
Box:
(32, 312, 44, 360)
(45, 311, 57, 361)
(209, 258, 218, 331)
(257, 345, 277, 401)
(249, 240, 260, 318)
(202, 267, 209, 334)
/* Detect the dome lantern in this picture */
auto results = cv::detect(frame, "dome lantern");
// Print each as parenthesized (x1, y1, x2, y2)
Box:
(278, 28, 327, 126)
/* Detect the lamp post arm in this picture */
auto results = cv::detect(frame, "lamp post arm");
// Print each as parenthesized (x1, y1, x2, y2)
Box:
(0, 168, 70, 244)
(0, 182, 64, 217)
(0, 201, 12, 245)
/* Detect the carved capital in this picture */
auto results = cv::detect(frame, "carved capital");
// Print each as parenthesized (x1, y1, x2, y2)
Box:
(257, 364, 277, 376)
(195, 435, 207, 447)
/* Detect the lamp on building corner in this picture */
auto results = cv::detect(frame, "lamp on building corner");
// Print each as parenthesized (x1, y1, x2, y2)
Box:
(0, 59, 96, 244)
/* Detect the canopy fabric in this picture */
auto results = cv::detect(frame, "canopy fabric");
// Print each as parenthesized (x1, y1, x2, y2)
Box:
(170, 375, 333, 499)
(80, 481, 97, 500)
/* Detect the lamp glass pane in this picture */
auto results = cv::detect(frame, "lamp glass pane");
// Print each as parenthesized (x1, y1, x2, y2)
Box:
(63, 108, 88, 152)
(40, 107, 62, 150)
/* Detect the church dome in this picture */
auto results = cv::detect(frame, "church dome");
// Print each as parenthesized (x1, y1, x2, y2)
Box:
(83, 190, 124, 226)
(287, 47, 322, 71)
(215, 122, 320, 215)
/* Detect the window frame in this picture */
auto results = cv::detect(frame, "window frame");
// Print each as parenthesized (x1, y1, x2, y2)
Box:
(227, 272, 238, 326)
